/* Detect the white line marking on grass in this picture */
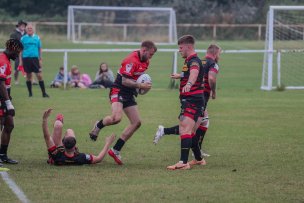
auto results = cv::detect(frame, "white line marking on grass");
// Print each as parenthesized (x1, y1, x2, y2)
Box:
(0, 171, 30, 203)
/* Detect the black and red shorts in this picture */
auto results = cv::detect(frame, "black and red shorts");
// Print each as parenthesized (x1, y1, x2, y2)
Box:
(179, 96, 204, 122)
(109, 87, 137, 109)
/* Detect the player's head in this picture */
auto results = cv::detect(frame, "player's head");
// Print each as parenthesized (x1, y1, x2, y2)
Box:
(63, 129, 77, 151)
(177, 35, 195, 58)
(16, 20, 27, 32)
(4, 38, 23, 60)
(26, 23, 34, 35)
(140, 40, 157, 62)
(207, 44, 221, 62)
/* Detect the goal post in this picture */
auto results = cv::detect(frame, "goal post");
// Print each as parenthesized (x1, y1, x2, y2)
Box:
(67, 5, 177, 45)
(262, 6, 304, 90)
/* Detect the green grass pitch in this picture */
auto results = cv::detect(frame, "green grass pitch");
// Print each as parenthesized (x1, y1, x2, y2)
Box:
(0, 38, 304, 203)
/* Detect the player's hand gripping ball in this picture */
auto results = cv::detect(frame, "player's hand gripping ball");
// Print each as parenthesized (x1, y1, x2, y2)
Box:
(136, 74, 152, 95)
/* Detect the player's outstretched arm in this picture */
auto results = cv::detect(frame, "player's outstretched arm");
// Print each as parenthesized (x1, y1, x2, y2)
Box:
(91, 134, 116, 164)
(42, 109, 55, 149)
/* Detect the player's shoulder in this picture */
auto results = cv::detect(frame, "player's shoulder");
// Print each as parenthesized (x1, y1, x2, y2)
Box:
(0, 53, 9, 65)
(188, 55, 202, 67)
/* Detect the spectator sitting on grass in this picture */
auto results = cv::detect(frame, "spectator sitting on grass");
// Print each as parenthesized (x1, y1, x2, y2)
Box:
(50, 66, 71, 88)
(69, 65, 87, 89)
(89, 62, 114, 89)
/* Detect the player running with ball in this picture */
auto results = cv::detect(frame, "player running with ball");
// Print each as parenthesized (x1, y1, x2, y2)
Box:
(89, 41, 157, 165)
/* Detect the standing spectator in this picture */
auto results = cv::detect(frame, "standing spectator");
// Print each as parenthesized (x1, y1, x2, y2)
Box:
(10, 20, 27, 85)
(19, 23, 49, 97)
(89, 62, 114, 89)
(89, 41, 157, 165)
(0, 39, 23, 165)
(50, 66, 71, 88)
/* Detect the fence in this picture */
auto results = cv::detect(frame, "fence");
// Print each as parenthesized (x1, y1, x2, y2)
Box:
(0, 21, 267, 40)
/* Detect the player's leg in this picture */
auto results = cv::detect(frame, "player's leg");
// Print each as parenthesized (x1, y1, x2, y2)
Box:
(89, 102, 123, 141)
(0, 115, 17, 164)
(153, 124, 179, 144)
(89, 88, 124, 141)
(198, 110, 209, 150)
(108, 101, 140, 165)
(167, 116, 194, 170)
(120, 105, 141, 142)
(52, 114, 64, 147)
(188, 116, 206, 166)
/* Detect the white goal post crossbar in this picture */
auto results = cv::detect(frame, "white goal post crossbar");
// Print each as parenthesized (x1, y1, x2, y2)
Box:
(263, 6, 304, 90)
(67, 6, 177, 45)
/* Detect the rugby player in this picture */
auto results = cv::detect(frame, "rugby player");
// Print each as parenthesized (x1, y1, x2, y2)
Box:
(166, 35, 205, 170)
(43, 109, 115, 165)
(154, 44, 221, 164)
(89, 41, 157, 165)
(0, 39, 23, 165)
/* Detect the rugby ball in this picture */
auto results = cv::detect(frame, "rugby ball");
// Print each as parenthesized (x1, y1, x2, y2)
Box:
(136, 73, 152, 95)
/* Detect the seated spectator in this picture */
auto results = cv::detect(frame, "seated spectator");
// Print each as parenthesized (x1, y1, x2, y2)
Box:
(69, 65, 87, 89)
(50, 66, 71, 88)
(89, 63, 114, 89)
(81, 73, 92, 88)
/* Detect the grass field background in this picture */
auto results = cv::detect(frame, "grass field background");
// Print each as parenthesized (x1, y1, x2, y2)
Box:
(0, 37, 304, 203)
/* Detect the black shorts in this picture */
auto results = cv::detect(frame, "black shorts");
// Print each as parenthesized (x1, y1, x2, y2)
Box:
(179, 96, 204, 122)
(109, 87, 137, 109)
(23, 57, 41, 73)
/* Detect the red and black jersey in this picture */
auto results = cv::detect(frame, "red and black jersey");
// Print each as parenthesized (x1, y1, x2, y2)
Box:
(180, 53, 204, 98)
(0, 53, 12, 90)
(47, 146, 93, 165)
(112, 50, 150, 95)
(0, 53, 12, 101)
(202, 54, 220, 94)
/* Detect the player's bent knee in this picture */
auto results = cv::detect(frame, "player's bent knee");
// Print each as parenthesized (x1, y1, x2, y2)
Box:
(132, 120, 141, 129)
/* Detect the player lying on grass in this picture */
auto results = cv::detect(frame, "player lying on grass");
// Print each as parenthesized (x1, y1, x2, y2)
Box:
(42, 108, 115, 165)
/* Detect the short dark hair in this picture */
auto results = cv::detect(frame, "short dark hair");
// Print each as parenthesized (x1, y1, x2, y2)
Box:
(5, 38, 23, 52)
(207, 44, 221, 55)
(141, 40, 157, 52)
(178, 35, 195, 45)
(62, 136, 76, 150)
